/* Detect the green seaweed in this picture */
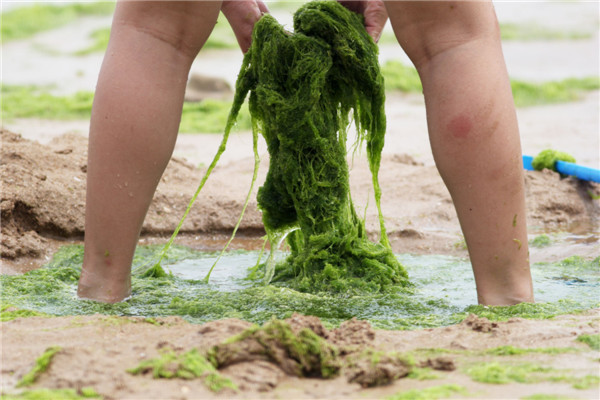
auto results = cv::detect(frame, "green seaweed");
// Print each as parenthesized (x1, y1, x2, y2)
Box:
(483, 345, 580, 356)
(2, 245, 598, 330)
(532, 149, 577, 172)
(521, 395, 572, 400)
(208, 318, 340, 378)
(466, 361, 599, 389)
(1, 2, 115, 43)
(530, 234, 552, 248)
(75, 27, 111, 56)
(380, 60, 423, 93)
(1, 388, 101, 400)
(17, 347, 62, 388)
(379, 60, 600, 107)
(463, 301, 594, 322)
(234, 1, 408, 293)
(511, 77, 600, 107)
(0, 84, 252, 134)
(499, 23, 592, 41)
(1, 85, 95, 120)
(576, 334, 600, 351)
(386, 384, 468, 400)
(406, 367, 441, 380)
(0, 305, 49, 322)
(128, 348, 236, 392)
(466, 362, 555, 384)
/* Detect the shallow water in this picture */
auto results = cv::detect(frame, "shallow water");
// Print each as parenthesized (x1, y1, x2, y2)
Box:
(1, 246, 598, 330)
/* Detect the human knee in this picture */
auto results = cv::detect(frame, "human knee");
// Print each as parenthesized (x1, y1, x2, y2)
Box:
(385, 1, 501, 70)
(113, 1, 222, 59)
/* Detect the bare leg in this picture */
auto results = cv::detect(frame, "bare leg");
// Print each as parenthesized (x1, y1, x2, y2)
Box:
(386, 1, 533, 305)
(78, 1, 222, 303)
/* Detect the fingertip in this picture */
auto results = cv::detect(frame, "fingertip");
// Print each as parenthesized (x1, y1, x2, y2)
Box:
(257, 0, 269, 15)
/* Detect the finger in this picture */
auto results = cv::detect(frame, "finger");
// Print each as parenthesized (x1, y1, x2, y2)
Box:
(257, 0, 269, 14)
(364, 0, 388, 42)
(337, 0, 365, 14)
(221, 0, 266, 53)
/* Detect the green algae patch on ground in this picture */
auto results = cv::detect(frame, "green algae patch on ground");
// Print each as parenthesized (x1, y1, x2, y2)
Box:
(179, 99, 252, 133)
(0, 85, 251, 134)
(483, 346, 581, 356)
(381, 60, 423, 93)
(576, 334, 600, 351)
(75, 27, 111, 56)
(206, 315, 411, 388)
(2, 246, 599, 331)
(128, 348, 237, 392)
(380, 61, 600, 107)
(511, 76, 600, 107)
(530, 234, 552, 248)
(1, 2, 114, 43)
(230, 1, 408, 294)
(2, 388, 101, 400)
(532, 149, 577, 172)
(16, 347, 62, 388)
(74, 14, 238, 55)
(208, 318, 341, 378)
(386, 384, 468, 400)
(0, 305, 49, 322)
(499, 23, 592, 41)
(521, 395, 573, 400)
(465, 361, 599, 389)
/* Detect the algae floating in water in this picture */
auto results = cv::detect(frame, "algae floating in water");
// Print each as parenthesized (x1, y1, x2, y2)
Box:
(2, 245, 599, 330)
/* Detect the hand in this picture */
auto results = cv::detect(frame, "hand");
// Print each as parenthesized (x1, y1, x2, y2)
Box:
(338, 0, 388, 42)
(221, 0, 269, 53)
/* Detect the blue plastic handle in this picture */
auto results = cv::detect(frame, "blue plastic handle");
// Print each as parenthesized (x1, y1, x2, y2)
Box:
(556, 160, 600, 183)
(522, 155, 600, 183)
(522, 155, 534, 171)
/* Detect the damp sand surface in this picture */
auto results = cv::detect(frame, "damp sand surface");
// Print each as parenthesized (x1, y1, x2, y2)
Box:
(2, 2, 600, 397)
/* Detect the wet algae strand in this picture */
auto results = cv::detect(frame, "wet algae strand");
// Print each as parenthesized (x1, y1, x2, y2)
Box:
(233, 1, 408, 292)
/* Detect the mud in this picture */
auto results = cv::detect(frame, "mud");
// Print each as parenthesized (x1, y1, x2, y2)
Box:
(2, 311, 598, 399)
(2, 128, 598, 268)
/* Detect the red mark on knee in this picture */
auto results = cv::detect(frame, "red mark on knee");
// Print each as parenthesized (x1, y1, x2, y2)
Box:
(447, 114, 472, 139)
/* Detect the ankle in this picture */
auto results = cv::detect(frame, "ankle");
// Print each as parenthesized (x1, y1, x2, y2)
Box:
(478, 289, 534, 306)
(78, 267, 131, 303)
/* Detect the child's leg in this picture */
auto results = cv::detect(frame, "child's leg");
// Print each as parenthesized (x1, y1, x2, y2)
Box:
(386, 1, 533, 305)
(78, 1, 222, 303)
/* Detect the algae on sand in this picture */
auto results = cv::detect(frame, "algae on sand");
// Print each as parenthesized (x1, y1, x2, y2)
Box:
(229, 1, 408, 292)
(2, 245, 599, 330)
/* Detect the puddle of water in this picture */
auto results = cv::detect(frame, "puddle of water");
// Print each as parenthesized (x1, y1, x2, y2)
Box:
(1, 246, 598, 330)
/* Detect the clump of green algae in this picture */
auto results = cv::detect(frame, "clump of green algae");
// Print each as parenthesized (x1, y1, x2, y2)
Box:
(129, 317, 411, 388)
(230, 1, 408, 293)
(127, 348, 236, 392)
(576, 334, 600, 351)
(1, 305, 49, 322)
(465, 361, 599, 389)
(17, 347, 62, 388)
(532, 149, 576, 172)
(208, 318, 341, 378)
(530, 234, 552, 248)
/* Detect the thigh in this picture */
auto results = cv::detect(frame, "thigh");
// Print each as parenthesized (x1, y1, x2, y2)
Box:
(113, 0, 222, 59)
(384, 0, 499, 69)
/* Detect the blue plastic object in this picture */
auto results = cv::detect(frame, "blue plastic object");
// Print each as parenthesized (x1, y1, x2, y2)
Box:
(522, 155, 534, 171)
(522, 155, 600, 183)
(555, 160, 600, 183)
